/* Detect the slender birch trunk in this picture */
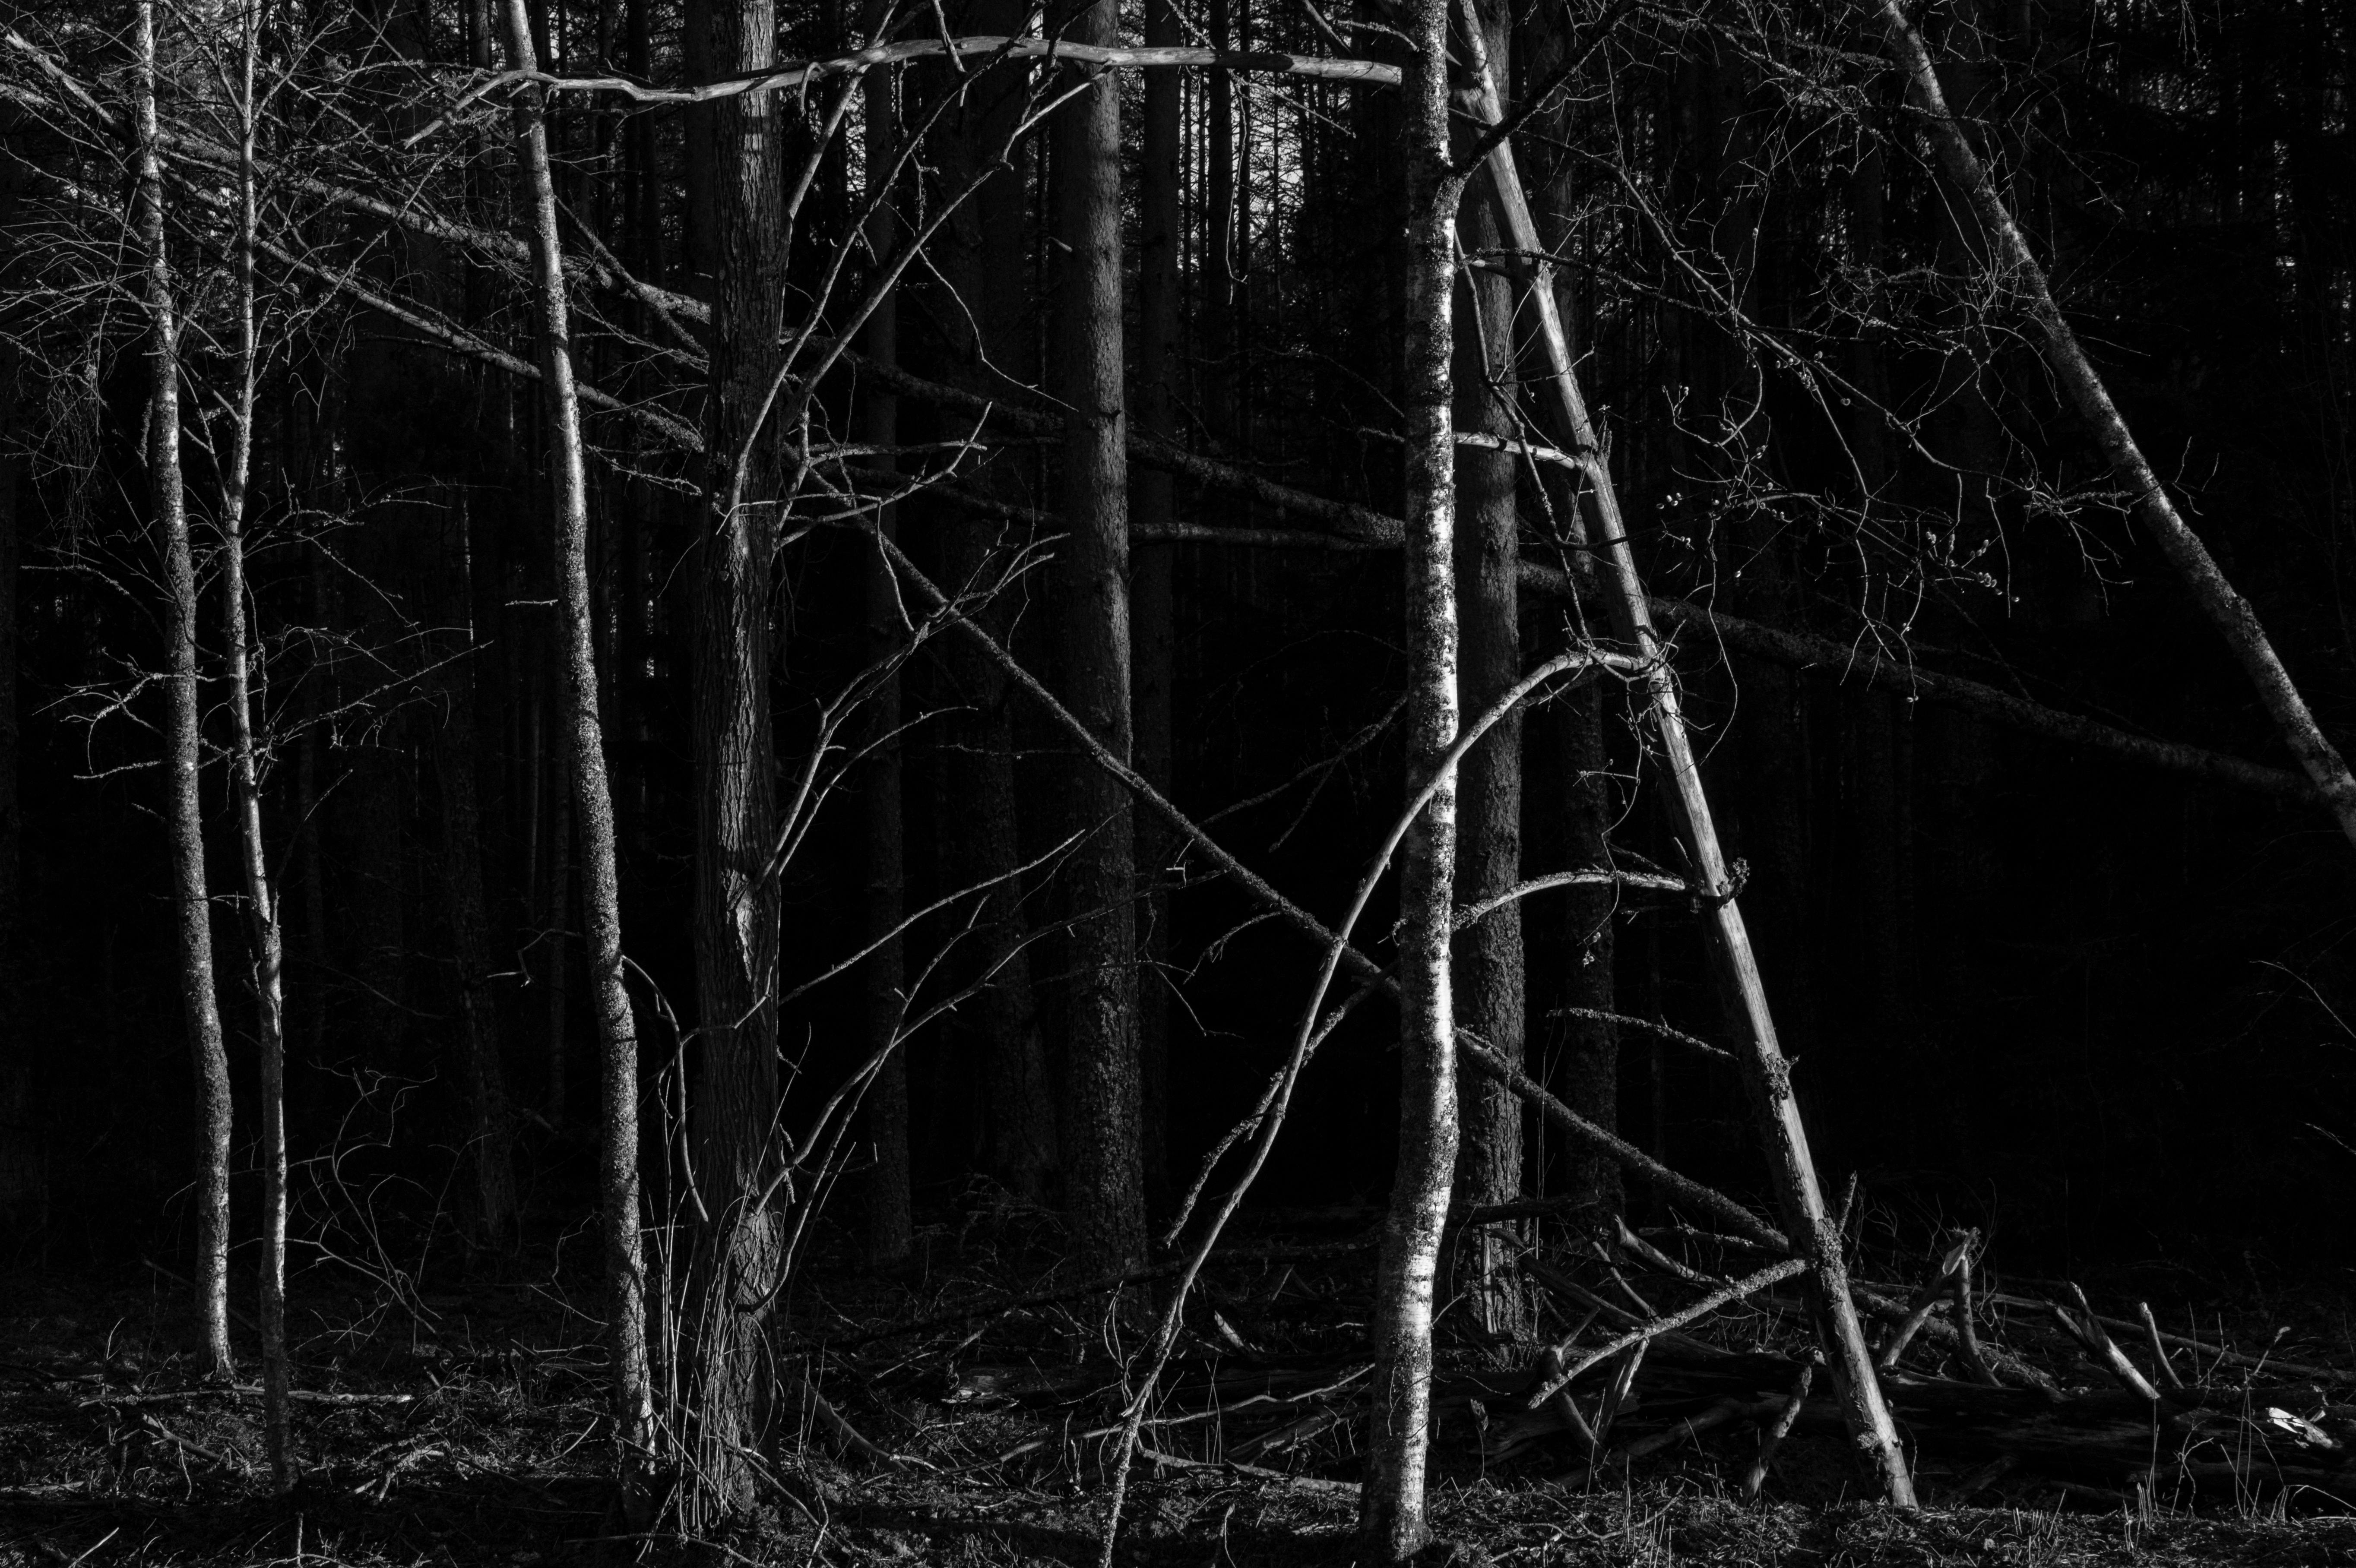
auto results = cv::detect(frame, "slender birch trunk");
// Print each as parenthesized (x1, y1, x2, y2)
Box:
(1052, 0, 1145, 1269)
(1879, 0, 2356, 852)
(137, 0, 234, 1380)
(216, 2, 289, 1480)
(1360, 0, 1464, 1550)
(860, 38, 912, 1270)
(1451, 1, 1916, 1505)
(498, 0, 655, 1507)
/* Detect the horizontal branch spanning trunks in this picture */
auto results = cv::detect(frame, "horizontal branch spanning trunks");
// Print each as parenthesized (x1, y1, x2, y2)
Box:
(1518, 563, 2320, 806)
(427, 37, 1400, 117)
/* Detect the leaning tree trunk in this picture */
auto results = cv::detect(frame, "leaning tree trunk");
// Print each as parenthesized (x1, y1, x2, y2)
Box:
(217, 17, 290, 1480)
(1879, 0, 2356, 853)
(1451, 0, 1916, 1505)
(684, 0, 786, 1520)
(860, 35, 912, 1270)
(500, 0, 656, 1510)
(1051, 0, 1145, 1271)
(1361, 0, 1465, 1552)
(1448, 0, 1526, 1350)
(136, 0, 234, 1379)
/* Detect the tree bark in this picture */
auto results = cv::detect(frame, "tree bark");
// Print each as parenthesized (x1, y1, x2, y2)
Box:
(216, 19, 289, 1480)
(500, 0, 655, 1508)
(860, 38, 912, 1270)
(426, 529, 522, 1255)
(1051, 0, 1145, 1270)
(1880, 0, 2356, 855)
(1450, 6, 1916, 1505)
(932, 10, 1058, 1204)
(1449, 0, 1526, 1347)
(137, 0, 234, 1380)
(684, 0, 786, 1517)
(1132, 0, 1183, 1217)
(1360, 0, 1463, 1550)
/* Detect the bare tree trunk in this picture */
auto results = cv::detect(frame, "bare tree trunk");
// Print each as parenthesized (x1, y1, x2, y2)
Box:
(861, 38, 912, 1270)
(1452, 7, 1916, 1506)
(137, 0, 233, 1380)
(427, 549, 521, 1255)
(544, 679, 573, 1125)
(934, 14, 1058, 1203)
(1052, 0, 1144, 1271)
(217, 11, 289, 1480)
(1881, 0, 2356, 853)
(1131, 0, 1183, 1217)
(1543, 683, 1618, 1209)
(0, 367, 30, 1238)
(1449, 0, 1525, 1348)
(499, 0, 655, 1508)
(684, 0, 785, 1516)
(1360, 0, 1463, 1550)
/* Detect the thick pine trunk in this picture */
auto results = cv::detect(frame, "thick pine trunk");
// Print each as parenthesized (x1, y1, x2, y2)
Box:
(426, 526, 522, 1256)
(1132, 0, 1183, 1217)
(1051, 0, 1144, 1270)
(137, 0, 234, 1378)
(1361, 0, 1463, 1550)
(860, 44, 912, 1270)
(500, 0, 655, 1506)
(1449, 0, 1525, 1348)
(684, 0, 786, 1518)
(934, 18, 1058, 1203)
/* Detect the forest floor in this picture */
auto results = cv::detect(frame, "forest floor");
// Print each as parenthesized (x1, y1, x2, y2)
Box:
(4, 1200, 2356, 1568)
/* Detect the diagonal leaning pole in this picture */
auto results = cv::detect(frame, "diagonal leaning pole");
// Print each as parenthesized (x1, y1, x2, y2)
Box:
(1450, 1, 1917, 1507)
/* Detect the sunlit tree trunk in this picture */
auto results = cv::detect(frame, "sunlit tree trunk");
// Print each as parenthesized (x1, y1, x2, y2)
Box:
(216, 9, 289, 1479)
(1361, 0, 1464, 1549)
(500, 0, 656, 1509)
(137, 0, 234, 1379)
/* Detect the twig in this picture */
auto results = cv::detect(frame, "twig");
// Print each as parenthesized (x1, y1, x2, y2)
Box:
(1742, 1356, 1814, 1499)
(1523, 1258, 1808, 1410)
(2046, 1287, 2160, 1401)
(2137, 1302, 2185, 1390)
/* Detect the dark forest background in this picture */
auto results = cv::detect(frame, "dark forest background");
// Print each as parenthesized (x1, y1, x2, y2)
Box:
(1, 0, 2353, 1312)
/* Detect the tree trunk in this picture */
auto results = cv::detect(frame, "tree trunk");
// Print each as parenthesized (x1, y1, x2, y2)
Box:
(1542, 682, 1619, 1210)
(0, 368, 30, 1238)
(500, 0, 655, 1507)
(1881, 0, 2356, 854)
(1132, 0, 1183, 1217)
(1450, 11, 1917, 1505)
(427, 502, 521, 1257)
(933, 15, 1058, 1204)
(861, 41, 912, 1271)
(137, 0, 234, 1379)
(1051, 0, 1144, 1271)
(684, 0, 786, 1517)
(1449, 0, 1526, 1346)
(544, 677, 574, 1125)
(217, 24, 290, 1480)
(1360, 0, 1463, 1551)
